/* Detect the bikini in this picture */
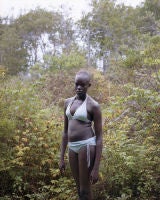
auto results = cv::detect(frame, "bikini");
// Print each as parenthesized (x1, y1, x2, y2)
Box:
(66, 95, 96, 167)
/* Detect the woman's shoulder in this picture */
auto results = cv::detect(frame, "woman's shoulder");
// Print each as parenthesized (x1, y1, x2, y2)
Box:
(87, 95, 99, 108)
(87, 95, 101, 116)
(64, 96, 75, 107)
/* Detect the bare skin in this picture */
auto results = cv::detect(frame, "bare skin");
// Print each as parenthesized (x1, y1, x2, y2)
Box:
(59, 71, 103, 200)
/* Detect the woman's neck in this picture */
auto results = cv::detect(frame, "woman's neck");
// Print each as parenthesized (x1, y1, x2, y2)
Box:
(76, 93, 87, 101)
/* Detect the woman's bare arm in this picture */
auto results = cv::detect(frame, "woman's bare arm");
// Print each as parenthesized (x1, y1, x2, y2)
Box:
(59, 100, 69, 173)
(90, 103, 103, 183)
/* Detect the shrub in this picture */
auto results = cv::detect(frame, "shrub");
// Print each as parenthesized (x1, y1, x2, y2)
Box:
(100, 84, 160, 199)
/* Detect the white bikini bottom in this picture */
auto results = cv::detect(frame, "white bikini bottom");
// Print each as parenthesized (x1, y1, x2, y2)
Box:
(68, 136, 96, 167)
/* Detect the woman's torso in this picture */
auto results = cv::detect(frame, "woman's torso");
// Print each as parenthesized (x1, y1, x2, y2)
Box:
(66, 95, 95, 142)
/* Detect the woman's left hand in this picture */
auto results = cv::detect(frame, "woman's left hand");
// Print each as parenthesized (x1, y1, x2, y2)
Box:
(90, 169, 99, 184)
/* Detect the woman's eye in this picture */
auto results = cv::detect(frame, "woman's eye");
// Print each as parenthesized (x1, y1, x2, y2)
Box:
(75, 83, 84, 87)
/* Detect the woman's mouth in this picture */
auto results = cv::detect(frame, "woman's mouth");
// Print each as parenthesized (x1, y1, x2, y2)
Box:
(76, 90, 83, 94)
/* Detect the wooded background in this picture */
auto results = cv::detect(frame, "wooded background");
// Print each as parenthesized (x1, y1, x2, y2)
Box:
(0, 0, 160, 199)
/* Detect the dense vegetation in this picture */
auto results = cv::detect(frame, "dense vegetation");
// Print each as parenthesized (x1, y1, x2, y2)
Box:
(0, 0, 160, 199)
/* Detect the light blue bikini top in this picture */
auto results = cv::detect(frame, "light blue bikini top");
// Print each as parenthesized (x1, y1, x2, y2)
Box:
(66, 95, 91, 123)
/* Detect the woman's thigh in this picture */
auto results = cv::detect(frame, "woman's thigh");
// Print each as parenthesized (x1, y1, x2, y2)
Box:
(78, 145, 96, 187)
(69, 149, 79, 187)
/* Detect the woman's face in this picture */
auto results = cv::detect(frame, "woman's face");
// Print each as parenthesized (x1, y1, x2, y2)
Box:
(75, 74, 90, 97)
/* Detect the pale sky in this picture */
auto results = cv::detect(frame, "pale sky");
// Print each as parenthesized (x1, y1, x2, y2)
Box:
(0, 0, 144, 20)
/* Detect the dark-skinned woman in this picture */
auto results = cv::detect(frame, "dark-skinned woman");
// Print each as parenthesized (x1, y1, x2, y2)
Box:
(59, 70, 103, 200)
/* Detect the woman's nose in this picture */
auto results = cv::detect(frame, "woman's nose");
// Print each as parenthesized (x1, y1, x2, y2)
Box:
(77, 85, 82, 89)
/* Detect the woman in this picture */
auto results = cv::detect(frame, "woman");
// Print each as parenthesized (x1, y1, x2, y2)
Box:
(59, 70, 103, 200)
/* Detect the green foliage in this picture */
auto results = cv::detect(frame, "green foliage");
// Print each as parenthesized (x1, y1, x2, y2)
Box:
(15, 8, 57, 34)
(0, 1, 160, 199)
(1, 67, 159, 199)
(144, 0, 160, 20)
(37, 68, 110, 109)
(44, 51, 86, 71)
(100, 84, 160, 199)
(79, 0, 144, 71)
(0, 8, 76, 74)
(120, 35, 160, 68)
(0, 26, 28, 75)
(144, 35, 160, 66)
(0, 65, 7, 78)
(121, 49, 143, 69)
(118, 35, 160, 92)
(0, 75, 77, 199)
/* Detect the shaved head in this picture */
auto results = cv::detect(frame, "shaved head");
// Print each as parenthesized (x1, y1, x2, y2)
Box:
(76, 70, 91, 83)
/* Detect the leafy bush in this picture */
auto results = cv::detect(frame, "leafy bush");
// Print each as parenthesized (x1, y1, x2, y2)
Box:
(0, 69, 159, 199)
(0, 76, 75, 199)
(121, 49, 143, 69)
(99, 84, 160, 199)
(44, 51, 86, 71)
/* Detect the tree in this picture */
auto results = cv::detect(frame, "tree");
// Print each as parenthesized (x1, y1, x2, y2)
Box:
(14, 9, 59, 65)
(0, 8, 77, 75)
(0, 26, 28, 75)
(15, 8, 76, 65)
(144, 0, 160, 20)
(79, 0, 142, 72)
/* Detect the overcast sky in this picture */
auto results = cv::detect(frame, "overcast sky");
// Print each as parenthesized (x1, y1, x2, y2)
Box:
(0, 0, 144, 20)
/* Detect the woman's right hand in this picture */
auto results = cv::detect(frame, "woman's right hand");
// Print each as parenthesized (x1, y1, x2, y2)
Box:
(59, 159, 65, 175)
